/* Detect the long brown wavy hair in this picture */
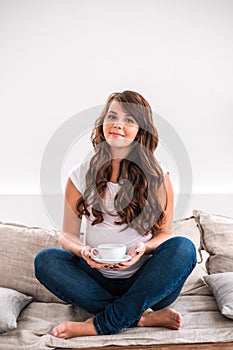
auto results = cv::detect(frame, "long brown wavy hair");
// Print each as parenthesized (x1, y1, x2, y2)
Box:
(76, 90, 167, 236)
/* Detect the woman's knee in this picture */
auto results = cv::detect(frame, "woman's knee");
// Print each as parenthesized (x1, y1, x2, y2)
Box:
(35, 247, 53, 267)
(34, 248, 69, 281)
(34, 248, 54, 279)
(171, 236, 197, 266)
(157, 236, 197, 266)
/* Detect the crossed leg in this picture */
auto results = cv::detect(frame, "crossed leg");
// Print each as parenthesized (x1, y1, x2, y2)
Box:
(35, 237, 195, 339)
(51, 308, 182, 339)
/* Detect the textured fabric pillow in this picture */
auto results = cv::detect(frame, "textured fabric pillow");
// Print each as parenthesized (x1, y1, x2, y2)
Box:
(193, 210, 233, 274)
(0, 218, 203, 301)
(180, 264, 211, 296)
(173, 216, 202, 263)
(0, 287, 32, 332)
(0, 221, 62, 303)
(204, 272, 233, 319)
(172, 217, 209, 295)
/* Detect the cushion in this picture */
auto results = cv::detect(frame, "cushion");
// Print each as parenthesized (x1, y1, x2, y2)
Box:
(0, 287, 32, 332)
(193, 210, 233, 274)
(204, 272, 233, 319)
(171, 217, 209, 296)
(0, 218, 204, 302)
(180, 264, 211, 296)
(0, 221, 62, 303)
(173, 216, 202, 263)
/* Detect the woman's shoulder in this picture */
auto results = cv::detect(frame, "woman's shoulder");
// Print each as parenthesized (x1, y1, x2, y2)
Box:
(68, 158, 90, 193)
(68, 158, 90, 175)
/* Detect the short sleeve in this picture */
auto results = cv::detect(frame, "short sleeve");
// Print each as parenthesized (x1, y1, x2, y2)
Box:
(68, 160, 90, 194)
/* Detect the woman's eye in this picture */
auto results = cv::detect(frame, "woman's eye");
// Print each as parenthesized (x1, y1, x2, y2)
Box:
(107, 114, 116, 121)
(105, 114, 137, 125)
(125, 118, 135, 124)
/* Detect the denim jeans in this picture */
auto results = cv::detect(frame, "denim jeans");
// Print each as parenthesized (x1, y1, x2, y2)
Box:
(34, 236, 196, 335)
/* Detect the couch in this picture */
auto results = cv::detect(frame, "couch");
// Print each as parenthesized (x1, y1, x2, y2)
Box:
(0, 209, 233, 350)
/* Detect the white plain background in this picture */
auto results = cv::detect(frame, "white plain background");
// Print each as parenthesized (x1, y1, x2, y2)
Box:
(1, 0, 233, 228)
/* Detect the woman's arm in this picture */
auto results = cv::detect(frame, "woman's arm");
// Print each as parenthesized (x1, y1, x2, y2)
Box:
(59, 178, 85, 257)
(143, 172, 174, 254)
(60, 179, 112, 269)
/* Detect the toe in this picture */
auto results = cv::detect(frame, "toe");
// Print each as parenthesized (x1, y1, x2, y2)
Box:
(51, 323, 67, 338)
(51, 327, 58, 337)
(174, 311, 182, 329)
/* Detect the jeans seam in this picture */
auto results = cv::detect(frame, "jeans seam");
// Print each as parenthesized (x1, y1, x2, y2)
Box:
(148, 238, 196, 303)
(93, 316, 104, 335)
(35, 267, 72, 305)
(155, 260, 196, 306)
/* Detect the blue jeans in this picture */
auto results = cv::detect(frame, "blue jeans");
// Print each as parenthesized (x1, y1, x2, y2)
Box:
(34, 236, 196, 335)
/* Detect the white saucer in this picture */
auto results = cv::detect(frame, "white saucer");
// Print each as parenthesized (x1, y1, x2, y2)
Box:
(93, 255, 132, 264)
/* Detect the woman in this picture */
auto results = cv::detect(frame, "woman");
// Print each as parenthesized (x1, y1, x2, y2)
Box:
(35, 90, 196, 339)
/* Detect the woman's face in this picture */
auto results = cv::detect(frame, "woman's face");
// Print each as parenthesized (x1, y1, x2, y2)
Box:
(103, 101, 139, 152)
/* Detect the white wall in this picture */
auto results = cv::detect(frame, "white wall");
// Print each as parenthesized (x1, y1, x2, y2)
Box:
(1, 0, 233, 228)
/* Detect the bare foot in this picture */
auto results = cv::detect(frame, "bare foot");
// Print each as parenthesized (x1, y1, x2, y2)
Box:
(51, 317, 97, 339)
(138, 308, 182, 330)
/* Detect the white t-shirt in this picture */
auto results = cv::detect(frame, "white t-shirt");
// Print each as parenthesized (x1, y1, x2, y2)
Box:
(68, 159, 168, 278)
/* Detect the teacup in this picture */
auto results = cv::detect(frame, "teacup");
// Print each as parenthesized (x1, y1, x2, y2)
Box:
(91, 244, 126, 260)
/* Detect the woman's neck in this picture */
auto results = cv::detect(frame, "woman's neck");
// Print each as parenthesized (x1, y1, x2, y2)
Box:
(110, 147, 131, 183)
(110, 146, 131, 160)
(110, 158, 121, 183)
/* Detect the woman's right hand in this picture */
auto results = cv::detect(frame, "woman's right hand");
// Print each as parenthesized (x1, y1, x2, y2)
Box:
(80, 246, 111, 269)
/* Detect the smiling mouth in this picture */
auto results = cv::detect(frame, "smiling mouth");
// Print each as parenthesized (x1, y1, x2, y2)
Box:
(110, 132, 124, 137)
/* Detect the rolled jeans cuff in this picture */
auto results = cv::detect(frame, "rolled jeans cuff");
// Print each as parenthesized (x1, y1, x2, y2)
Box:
(93, 316, 106, 335)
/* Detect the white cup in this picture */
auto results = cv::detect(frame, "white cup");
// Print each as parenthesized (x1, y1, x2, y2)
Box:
(91, 244, 126, 260)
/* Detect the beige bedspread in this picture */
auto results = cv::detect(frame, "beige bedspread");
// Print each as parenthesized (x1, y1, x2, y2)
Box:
(1, 295, 233, 350)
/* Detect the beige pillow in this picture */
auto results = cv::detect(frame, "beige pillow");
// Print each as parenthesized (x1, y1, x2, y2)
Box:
(180, 264, 211, 296)
(172, 216, 209, 295)
(173, 216, 202, 263)
(193, 210, 233, 274)
(0, 221, 62, 303)
(0, 218, 204, 301)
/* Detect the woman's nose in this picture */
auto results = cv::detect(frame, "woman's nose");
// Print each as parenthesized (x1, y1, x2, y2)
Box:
(113, 121, 123, 128)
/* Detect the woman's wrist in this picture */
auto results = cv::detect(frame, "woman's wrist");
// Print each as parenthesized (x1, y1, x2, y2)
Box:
(80, 245, 90, 257)
(144, 233, 173, 253)
(142, 243, 153, 255)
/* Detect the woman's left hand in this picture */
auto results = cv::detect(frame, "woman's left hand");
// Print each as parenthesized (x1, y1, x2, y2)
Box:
(112, 242, 146, 270)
